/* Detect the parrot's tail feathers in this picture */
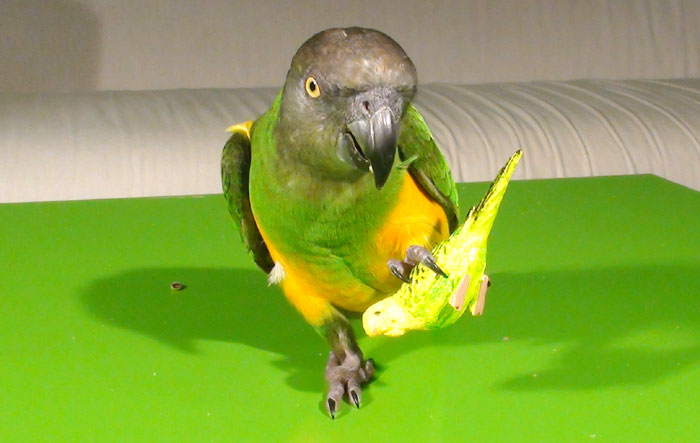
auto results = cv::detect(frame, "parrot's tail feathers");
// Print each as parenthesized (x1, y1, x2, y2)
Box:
(470, 150, 522, 232)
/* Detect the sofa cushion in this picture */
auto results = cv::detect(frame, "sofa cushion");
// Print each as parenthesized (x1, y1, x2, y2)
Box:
(1, 79, 699, 203)
(421, 79, 700, 192)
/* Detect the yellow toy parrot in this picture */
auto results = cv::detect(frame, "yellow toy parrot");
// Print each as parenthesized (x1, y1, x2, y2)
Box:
(363, 150, 522, 336)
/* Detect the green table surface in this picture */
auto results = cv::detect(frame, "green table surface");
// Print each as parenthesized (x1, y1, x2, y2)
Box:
(2, 174, 699, 441)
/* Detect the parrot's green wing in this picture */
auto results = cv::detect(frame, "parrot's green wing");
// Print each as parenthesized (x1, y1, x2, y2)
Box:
(221, 122, 275, 273)
(398, 104, 460, 231)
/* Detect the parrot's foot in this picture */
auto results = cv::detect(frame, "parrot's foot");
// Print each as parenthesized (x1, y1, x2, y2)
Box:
(387, 244, 448, 283)
(324, 350, 375, 419)
(387, 259, 411, 283)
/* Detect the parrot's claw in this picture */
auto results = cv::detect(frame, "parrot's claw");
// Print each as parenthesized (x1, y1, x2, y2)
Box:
(324, 351, 375, 419)
(350, 390, 360, 408)
(388, 246, 448, 283)
(387, 259, 411, 283)
(405, 245, 448, 278)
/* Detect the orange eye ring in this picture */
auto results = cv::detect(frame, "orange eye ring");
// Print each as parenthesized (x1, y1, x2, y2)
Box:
(305, 76, 321, 98)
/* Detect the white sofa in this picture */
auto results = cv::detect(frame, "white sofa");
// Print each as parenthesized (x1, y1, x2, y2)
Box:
(2, 0, 699, 203)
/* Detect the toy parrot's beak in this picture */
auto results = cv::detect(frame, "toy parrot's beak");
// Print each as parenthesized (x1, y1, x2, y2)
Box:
(346, 90, 400, 189)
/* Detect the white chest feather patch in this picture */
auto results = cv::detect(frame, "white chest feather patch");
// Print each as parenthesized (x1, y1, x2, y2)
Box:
(267, 262, 286, 286)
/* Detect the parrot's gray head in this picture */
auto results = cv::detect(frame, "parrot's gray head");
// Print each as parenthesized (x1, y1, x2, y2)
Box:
(277, 27, 418, 189)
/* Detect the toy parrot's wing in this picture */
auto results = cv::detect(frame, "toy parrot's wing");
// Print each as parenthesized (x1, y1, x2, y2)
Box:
(221, 122, 275, 273)
(398, 104, 460, 231)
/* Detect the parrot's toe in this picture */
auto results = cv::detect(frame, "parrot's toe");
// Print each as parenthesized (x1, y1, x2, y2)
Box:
(387, 259, 411, 283)
(324, 351, 375, 418)
(405, 245, 448, 278)
(388, 246, 449, 283)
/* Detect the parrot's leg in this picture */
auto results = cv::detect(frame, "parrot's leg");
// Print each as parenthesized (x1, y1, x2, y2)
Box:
(319, 316, 375, 419)
(387, 245, 448, 283)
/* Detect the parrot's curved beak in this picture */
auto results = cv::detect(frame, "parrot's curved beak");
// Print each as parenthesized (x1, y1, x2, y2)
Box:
(345, 91, 401, 189)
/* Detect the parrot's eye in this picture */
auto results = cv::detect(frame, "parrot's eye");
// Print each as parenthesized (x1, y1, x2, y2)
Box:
(305, 76, 321, 98)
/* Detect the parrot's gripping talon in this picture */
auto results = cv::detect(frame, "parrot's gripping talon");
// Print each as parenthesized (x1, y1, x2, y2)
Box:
(324, 350, 374, 418)
(387, 259, 411, 283)
(422, 254, 448, 278)
(325, 352, 344, 418)
(349, 386, 361, 408)
(405, 245, 448, 278)
(327, 398, 337, 419)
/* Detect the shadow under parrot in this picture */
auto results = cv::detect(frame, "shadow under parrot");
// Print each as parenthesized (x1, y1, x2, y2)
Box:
(80, 267, 326, 393)
(81, 263, 700, 396)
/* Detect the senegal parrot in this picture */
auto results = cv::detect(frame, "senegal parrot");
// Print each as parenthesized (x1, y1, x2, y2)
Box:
(221, 27, 459, 418)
